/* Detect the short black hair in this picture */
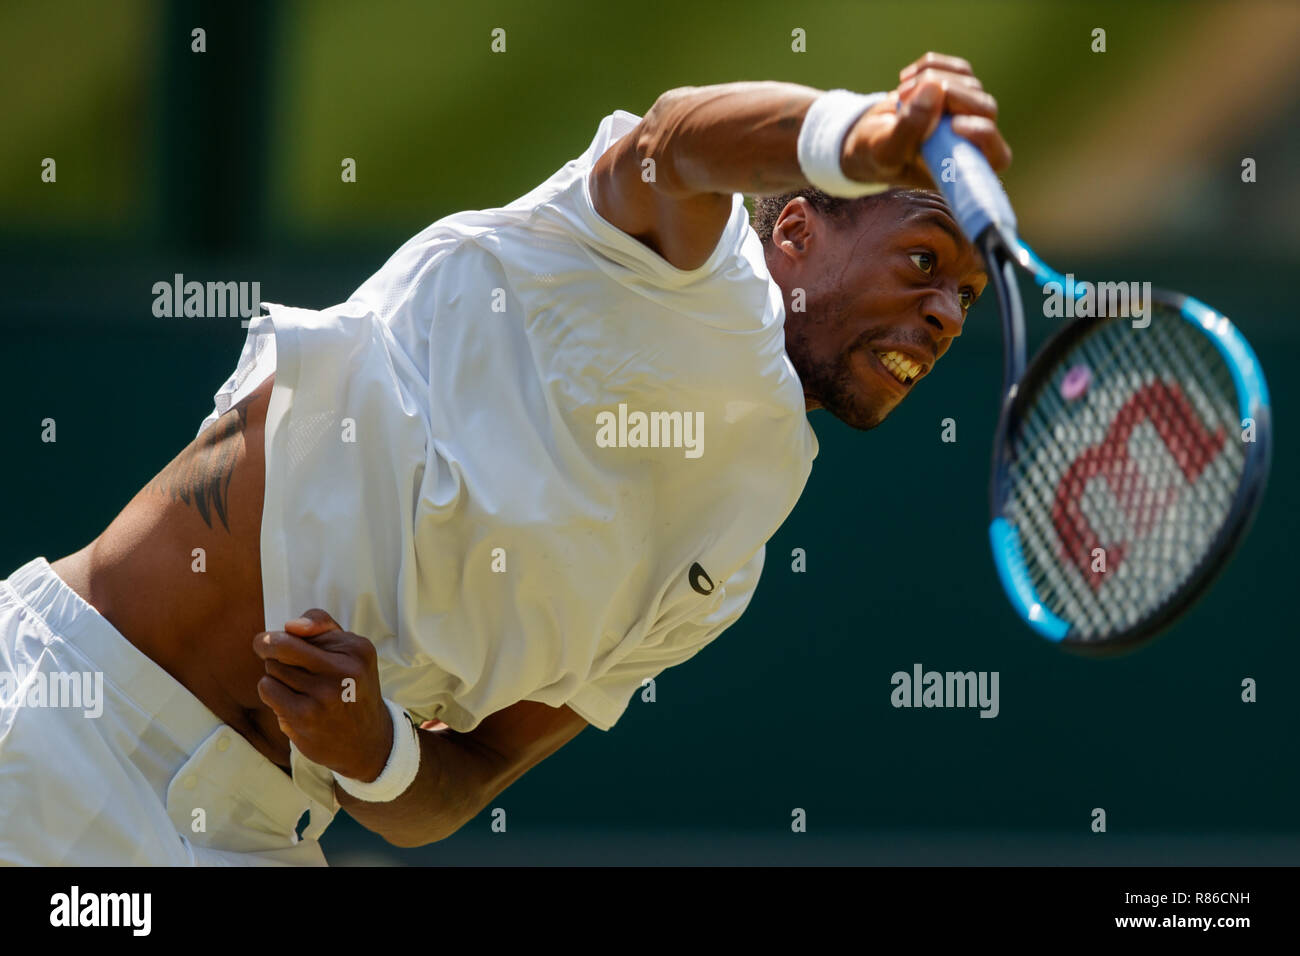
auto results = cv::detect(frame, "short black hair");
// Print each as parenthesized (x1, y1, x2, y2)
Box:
(749, 186, 941, 245)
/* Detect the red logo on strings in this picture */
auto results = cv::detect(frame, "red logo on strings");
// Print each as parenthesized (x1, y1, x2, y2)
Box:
(1051, 380, 1225, 589)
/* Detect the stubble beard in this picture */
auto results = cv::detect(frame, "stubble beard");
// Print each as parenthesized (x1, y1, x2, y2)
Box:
(785, 296, 888, 432)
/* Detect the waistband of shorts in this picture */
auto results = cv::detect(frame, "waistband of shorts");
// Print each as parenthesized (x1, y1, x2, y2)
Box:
(1, 556, 222, 756)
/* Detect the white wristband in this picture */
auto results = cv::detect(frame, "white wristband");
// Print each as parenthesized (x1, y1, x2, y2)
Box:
(333, 697, 421, 803)
(797, 89, 892, 198)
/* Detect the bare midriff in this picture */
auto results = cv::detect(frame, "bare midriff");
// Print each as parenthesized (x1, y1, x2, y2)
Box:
(50, 373, 292, 769)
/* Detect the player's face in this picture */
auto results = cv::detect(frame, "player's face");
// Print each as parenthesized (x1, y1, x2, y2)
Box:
(777, 192, 987, 430)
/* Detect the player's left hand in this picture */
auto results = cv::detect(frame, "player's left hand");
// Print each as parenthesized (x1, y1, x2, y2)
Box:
(842, 51, 1013, 189)
(253, 608, 394, 783)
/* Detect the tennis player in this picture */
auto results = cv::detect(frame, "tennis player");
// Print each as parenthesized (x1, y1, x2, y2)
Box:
(0, 52, 1007, 864)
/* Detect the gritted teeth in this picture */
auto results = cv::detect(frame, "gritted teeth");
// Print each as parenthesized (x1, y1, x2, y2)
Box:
(874, 350, 922, 385)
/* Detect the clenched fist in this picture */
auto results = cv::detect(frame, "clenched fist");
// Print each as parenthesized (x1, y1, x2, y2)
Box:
(253, 608, 394, 783)
(842, 51, 1012, 189)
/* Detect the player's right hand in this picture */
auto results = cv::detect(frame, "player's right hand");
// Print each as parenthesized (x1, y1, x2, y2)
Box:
(253, 608, 394, 784)
(841, 51, 1012, 190)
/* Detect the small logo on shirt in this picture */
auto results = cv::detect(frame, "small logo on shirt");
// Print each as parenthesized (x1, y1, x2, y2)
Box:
(688, 562, 715, 595)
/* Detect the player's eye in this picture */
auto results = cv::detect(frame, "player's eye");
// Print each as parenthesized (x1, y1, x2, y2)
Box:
(910, 252, 935, 275)
(959, 288, 975, 311)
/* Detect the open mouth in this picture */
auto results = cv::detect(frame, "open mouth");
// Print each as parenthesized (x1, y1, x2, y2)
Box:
(872, 349, 924, 387)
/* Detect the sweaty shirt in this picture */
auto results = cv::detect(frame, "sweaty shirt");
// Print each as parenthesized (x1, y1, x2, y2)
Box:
(200, 109, 818, 746)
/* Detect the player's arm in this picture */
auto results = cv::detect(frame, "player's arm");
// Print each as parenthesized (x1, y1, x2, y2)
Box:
(253, 609, 587, 848)
(589, 52, 1010, 271)
(338, 700, 586, 848)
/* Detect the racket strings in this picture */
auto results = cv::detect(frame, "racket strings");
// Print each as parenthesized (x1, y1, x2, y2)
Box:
(1011, 330, 1137, 635)
(1012, 322, 1174, 635)
(1004, 310, 1244, 639)
(1019, 325, 1232, 632)
(1040, 319, 1234, 631)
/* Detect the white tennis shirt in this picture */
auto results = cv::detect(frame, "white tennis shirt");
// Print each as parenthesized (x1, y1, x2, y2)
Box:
(200, 110, 818, 744)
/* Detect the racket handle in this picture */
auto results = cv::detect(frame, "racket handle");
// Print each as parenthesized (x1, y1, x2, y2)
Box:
(920, 116, 1018, 244)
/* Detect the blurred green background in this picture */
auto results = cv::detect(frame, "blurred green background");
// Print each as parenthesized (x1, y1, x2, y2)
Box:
(2, 0, 1297, 864)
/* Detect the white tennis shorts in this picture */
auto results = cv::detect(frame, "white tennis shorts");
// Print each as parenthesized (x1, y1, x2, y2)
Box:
(0, 557, 333, 866)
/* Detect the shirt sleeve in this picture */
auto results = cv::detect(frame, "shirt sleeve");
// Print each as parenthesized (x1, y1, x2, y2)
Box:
(535, 109, 753, 292)
(565, 547, 766, 730)
(196, 315, 277, 436)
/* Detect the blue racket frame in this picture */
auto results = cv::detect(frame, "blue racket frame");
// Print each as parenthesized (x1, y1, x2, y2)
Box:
(920, 118, 1272, 648)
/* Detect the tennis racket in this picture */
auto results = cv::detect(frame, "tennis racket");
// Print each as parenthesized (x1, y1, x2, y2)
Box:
(920, 117, 1272, 653)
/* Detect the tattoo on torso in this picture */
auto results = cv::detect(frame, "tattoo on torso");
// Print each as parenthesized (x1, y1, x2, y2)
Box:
(146, 404, 249, 531)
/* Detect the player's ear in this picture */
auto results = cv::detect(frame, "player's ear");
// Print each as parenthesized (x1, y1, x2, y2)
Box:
(770, 197, 815, 260)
